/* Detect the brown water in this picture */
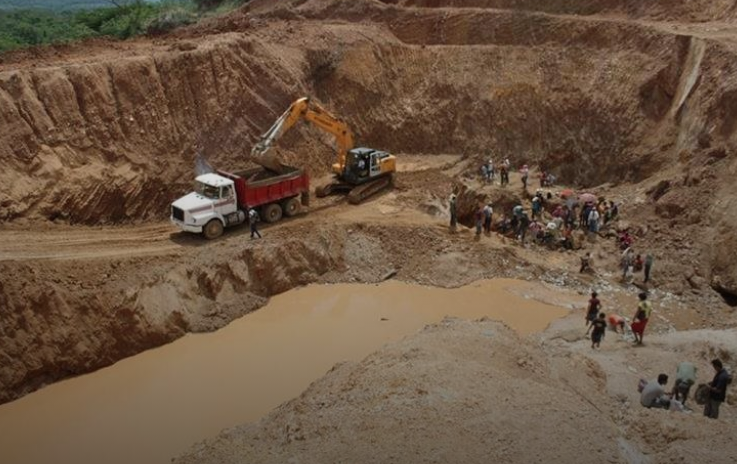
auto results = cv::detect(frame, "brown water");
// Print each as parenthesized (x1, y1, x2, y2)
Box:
(0, 279, 569, 464)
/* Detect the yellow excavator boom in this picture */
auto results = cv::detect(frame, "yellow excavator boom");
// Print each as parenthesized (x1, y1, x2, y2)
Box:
(251, 97, 354, 174)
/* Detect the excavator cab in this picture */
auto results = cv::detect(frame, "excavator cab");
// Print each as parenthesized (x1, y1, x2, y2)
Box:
(343, 148, 395, 185)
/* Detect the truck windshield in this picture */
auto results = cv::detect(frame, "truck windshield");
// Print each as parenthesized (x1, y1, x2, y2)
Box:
(195, 182, 220, 199)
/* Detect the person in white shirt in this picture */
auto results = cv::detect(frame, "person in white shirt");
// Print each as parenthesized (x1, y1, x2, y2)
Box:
(640, 374, 671, 409)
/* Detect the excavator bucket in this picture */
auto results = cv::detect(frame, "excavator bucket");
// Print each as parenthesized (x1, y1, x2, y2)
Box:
(252, 152, 286, 174)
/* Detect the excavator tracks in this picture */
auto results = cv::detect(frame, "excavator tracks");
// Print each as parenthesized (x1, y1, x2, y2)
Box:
(347, 175, 393, 204)
(315, 175, 393, 204)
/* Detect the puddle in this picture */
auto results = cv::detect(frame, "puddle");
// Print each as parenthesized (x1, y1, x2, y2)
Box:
(0, 279, 569, 464)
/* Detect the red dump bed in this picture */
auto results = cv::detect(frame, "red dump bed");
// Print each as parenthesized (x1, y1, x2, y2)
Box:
(217, 166, 309, 209)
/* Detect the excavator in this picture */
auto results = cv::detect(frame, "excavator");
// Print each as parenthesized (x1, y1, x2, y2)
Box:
(250, 97, 396, 204)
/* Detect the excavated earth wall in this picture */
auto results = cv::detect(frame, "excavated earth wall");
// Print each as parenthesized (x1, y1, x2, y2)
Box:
(3, 1, 737, 226)
(384, 0, 737, 22)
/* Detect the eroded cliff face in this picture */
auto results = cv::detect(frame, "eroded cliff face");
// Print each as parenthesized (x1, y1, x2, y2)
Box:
(0, 225, 350, 404)
(0, 34, 309, 223)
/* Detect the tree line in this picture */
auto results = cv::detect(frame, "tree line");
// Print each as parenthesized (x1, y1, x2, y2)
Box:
(0, 1, 245, 53)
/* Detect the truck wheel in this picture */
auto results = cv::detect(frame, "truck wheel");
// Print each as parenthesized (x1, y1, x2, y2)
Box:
(283, 197, 301, 217)
(203, 219, 224, 239)
(263, 203, 283, 223)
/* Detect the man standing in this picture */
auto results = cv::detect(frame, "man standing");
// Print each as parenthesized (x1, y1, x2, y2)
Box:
(475, 205, 484, 236)
(449, 194, 458, 231)
(520, 164, 529, 190)
(641, 374, 671, 409)
(518, 212, 530, 244)
(588, 207, 600, 235)
(644, 253, 654, 283)
(480, 163, 489, 183)
(483, 203, 493, 234)
(531, 196, 542, 220)
(631, 292, 652, 345)
(500, 164, 509, 186)
(704, 358, 732, 419)
(248, 208, 262, 239)
(621, 248, 634, 281)
(672, 361, 697, 406)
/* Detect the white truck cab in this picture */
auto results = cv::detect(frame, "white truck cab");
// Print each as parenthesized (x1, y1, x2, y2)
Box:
(170, 173, 240, 239)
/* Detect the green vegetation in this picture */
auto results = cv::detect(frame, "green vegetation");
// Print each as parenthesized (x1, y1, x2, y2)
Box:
(0, 1, 117, 11)
(0, 0, 246, 53)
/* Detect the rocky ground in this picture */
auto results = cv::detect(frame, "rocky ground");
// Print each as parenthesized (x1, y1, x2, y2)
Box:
(2, 0, 737, 461)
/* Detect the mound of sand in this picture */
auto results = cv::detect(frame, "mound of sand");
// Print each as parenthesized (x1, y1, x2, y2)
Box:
(174, 317, 737, 464)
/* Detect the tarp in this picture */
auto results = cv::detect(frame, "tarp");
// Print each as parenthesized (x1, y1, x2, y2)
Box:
(579, 192, 597, 204)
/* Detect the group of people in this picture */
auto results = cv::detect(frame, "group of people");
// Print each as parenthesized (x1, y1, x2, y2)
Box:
(640, 360, 732, 419)
(584, 291, 652, 348)
(585, 291, 732, 419)
(578, 199, 619, 233)
(450, 176, 659, 288)
(479, 158, 510, 186)
(479, 159, 557, 191)
(620, 247, 654, 283)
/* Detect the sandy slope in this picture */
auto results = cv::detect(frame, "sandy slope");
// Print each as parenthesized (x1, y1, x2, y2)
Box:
(174, 316, 737, 464)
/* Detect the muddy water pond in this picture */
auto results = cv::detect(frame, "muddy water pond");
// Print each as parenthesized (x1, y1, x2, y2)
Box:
(0, 279, 569, 464)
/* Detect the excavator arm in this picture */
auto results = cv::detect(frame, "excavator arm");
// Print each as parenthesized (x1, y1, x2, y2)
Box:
(251, 97, 354, 174)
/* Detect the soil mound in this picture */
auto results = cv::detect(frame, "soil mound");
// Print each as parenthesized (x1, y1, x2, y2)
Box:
(174, 318, 737, 464)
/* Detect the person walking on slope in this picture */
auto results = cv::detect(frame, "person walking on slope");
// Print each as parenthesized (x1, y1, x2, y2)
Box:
(631, 292, 652, 345)
(248, 208, 262, 239)
(585, 291, 602, 334)
(590, 312, 607, 349)
(704, 358, 732, 419)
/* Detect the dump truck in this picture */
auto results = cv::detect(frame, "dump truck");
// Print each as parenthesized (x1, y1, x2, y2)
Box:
(170, 166, 309, 239)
